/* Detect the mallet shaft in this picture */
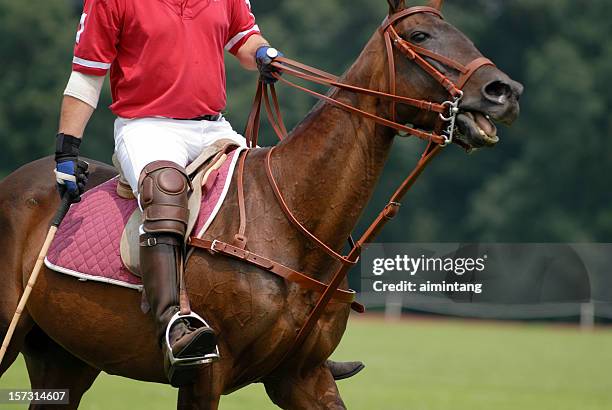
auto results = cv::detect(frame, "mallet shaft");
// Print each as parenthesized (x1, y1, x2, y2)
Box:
(0, 226, 58, 364)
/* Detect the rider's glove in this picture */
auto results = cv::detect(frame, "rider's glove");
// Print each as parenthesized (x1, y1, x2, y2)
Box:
(54, 133, 89, 203)
(256, 46, 284, 84)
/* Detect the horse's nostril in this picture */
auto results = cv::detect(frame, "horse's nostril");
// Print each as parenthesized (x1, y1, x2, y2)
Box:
(483, 81, 513, 104)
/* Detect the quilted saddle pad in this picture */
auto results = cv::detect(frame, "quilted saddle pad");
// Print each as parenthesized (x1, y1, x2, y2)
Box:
(44, 148, 243, 290)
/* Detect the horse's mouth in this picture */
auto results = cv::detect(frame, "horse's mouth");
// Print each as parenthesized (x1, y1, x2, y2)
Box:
(455, 111, 499, 148)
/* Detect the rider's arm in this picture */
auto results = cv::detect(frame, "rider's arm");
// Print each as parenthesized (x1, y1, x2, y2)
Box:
(61, 0, 121, 137)
(236, 34, 268, 71)
(53, 71, 101, 201)
(226, 0, 266, 70)
(58, 71, 104, 138)
(235, 34, 270, 70)
(58, 95, 94, 139)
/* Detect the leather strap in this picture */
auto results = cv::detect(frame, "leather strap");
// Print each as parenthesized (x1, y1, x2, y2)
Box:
(386, 25, 496, 97)
(381, 6, 443, 31)
(409, 43, 469, 74)
(244, 54, 450, 143)
(274, 60, 448, 113)
(234, 150, 249, 249)
(268, 70, 446, 144)
(384, 27, 397, 123)
(284, 144, 443, 360)
(263, 84, 289, 140)
(387, 26, 462, 97)
(245, 82, 264, 148)
(139, 236, 181, 247)
(188, 237, 364, 312)
(144, 205, 189, 224)
(265, 148, 361, 264)
(456, 57, 494, 89)
(178, 247, 191, 315)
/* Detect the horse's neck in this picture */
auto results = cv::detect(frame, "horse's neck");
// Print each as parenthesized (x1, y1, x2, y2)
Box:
(273, 35, 395, 256)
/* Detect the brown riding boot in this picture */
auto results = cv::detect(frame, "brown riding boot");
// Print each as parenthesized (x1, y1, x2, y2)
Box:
(326, 360, 365, 380)
(138, 161, 217, 377)
(140, 233, 217, 358)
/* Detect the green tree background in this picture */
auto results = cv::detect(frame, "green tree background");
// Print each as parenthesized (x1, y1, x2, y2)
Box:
(1, 0, 610, 243)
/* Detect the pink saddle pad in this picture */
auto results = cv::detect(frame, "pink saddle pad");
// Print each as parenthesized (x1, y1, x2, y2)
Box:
(45, 148, 243, 289)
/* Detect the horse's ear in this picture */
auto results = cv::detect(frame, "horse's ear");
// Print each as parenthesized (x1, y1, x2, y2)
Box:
(428, 0, 444, 10)
(386, 0, 406, 14)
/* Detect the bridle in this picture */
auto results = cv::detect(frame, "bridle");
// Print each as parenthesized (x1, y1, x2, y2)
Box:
(381, 6, 494, 146)
(190, 6, 498, 367)
(245, 6, 495, 149)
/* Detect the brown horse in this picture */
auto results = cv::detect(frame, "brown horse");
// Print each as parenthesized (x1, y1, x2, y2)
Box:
(0, 1, 522, 408)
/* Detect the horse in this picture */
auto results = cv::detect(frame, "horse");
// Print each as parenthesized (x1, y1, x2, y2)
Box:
(0, 0, 522, 408)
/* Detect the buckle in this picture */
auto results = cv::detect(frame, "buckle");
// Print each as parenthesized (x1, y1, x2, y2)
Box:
(210, 239, 220, 253)
(383, 202, 401, 219)
(140, 237, 158, 247)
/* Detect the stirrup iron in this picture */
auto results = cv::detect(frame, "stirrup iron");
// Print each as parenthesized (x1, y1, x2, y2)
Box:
(164, 311, 220, 366)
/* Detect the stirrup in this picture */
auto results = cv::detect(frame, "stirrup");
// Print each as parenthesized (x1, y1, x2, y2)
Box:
(164, 311, 220, 366)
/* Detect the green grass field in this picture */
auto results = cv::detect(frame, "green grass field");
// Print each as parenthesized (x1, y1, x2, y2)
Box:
(1, 316, 611, 409)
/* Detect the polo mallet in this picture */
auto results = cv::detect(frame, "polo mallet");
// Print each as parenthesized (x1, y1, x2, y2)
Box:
(0, 162, 85, 365)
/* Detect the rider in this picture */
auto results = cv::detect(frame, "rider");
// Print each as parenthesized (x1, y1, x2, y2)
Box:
(54, 0, 363, 384)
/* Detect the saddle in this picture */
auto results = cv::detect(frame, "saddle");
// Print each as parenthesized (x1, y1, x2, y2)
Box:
(114, 139, 240, 276)
(44, 140, 245, 288)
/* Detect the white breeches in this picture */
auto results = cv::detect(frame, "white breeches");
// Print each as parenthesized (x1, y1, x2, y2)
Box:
(113, 116, 246, 194)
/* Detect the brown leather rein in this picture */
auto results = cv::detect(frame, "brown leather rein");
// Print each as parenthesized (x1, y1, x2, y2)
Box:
(189, 6, 495, 363)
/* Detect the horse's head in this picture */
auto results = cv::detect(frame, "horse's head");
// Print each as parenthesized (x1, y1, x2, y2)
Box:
(384, 0, 523, 149)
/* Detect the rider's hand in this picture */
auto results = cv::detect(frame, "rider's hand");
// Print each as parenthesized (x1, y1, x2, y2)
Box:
(256, 46, 284, 84)
(54, 133, 89, 203)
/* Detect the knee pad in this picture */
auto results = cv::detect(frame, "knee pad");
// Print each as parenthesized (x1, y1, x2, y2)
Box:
(139, 161, 190, 237)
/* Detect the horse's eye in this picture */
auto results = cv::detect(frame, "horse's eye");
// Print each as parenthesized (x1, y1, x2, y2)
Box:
(410, 31, 430, 43)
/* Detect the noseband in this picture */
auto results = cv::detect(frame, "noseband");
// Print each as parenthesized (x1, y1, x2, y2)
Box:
(381, 6, 494, 145)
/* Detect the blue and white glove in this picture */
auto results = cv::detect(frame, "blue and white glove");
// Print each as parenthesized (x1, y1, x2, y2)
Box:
(55, 133, 89, 203)
(256, 46, 284, 84)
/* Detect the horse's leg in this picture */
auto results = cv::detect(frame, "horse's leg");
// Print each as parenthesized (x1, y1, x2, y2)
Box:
(22, 326, 100, 410)
(0, 315, 33, 376)
(0, 237, 35, 376)
(263, 364, 346, 410)
(177, 363, 228, 410)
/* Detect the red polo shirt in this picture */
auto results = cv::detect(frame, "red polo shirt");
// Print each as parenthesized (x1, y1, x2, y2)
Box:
(72, 0, 260, 119)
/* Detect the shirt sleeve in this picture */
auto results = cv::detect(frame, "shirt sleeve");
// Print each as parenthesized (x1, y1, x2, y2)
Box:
(72, 0, 123, 76)
(225, 0, 261, 55)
